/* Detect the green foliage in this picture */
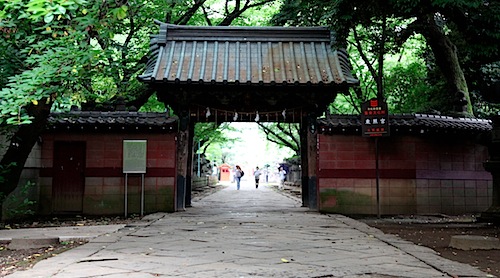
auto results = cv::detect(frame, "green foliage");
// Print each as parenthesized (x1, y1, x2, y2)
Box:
(2, 0, 285, 120)
(222, 0, 283, 27)
(138, 93, 165, 112)
(0, 0, 286, 217)
(0, 163, 36, 219)
(2, 181, 37, 219)
(384, 62, 439, 113)
(472, 92, 500, 118)
(173, 0, 281, 26)
(257, 122, 300, 156)
(0, 163, 15, 203)
(0, 0, 162, 122)
(276, 0, 500, 116)
(0, 0, 95, 124)
(1, 38, 91, 124)
(332, 33, 435, 114)
(195, 122, 236, 155)
(203, 123, 241, 165)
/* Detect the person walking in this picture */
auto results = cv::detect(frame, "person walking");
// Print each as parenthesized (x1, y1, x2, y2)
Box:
(278, 166, 286, 190)
(254, 166, 262, 189)
(234, 165, 243, 190)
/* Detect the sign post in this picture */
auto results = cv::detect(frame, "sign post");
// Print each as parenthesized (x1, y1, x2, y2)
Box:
(361, 98, 390, 218)
(123, 140, 147, 217)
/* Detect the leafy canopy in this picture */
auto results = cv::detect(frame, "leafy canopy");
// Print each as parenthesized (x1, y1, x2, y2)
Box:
(0, 0, 95, 125)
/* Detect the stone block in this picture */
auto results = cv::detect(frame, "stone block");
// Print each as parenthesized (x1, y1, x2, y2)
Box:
(8, 237, 59, 250)
(449, 235, 500, 250)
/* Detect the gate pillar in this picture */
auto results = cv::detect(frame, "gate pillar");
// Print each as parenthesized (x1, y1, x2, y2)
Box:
(175, 109, 190, 211)
(185, 121, 195, 207)
(482, 115, 500, 223)
(301, 113, 318, 209)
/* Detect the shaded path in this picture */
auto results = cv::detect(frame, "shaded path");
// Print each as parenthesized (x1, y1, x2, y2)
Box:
(7, 183, 488, 277)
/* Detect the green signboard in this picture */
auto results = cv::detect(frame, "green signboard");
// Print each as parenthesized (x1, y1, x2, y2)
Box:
(123, 140, 147, 173)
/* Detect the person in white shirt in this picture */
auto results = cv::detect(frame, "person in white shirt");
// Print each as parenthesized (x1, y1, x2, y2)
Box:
(254, 167, 262, 189)
(278, 166, 286, 190)
(234, 165, 243, 190)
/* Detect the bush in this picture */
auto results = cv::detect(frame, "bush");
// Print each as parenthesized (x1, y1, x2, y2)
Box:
(2, 181, 37, 220)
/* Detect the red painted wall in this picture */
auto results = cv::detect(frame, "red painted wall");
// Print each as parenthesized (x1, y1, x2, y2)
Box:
(39, 133, 176, 215)
(318, 134, 492, 215)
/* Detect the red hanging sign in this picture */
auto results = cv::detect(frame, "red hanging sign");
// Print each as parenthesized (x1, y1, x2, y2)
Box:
(361, 98, 390, 137)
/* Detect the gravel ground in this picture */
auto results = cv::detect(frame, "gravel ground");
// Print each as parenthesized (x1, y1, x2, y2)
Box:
(358, 215, 500, 277)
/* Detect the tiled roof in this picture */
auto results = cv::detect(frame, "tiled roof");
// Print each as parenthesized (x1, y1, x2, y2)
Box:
(47, 111, 177, 132)
(318, 114, 492, 135)
(138, 23, 359, 86)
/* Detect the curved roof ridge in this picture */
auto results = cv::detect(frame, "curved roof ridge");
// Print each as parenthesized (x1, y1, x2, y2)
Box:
(158, 22, 335, 42)
(138, 23, 359, 86)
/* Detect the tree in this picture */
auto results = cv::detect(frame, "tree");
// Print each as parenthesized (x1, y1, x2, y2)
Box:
(442, 1, 500, 117)
(193, 122, 239, 175)
(257, 123, 300, 157)
(1, 0, 282, 215)
(194, 122, 236, 156)
(273, 0, 500, 116)
(0, 0, 101, 218)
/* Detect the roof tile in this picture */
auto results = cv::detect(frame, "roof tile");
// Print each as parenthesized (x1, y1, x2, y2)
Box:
(318, 114, 492, 135)
(138, 24, 358, 86)
(47, 112, 177, 132)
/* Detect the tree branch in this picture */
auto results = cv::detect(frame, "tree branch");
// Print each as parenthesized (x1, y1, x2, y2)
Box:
(257, 122, 300, 155)
(201, 5, 213, 26)
(175, 0, 207, 25)
(352, 27, 378, 93)
(218, 0, 274, 26)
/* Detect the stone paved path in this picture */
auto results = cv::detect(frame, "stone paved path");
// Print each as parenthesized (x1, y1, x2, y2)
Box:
(6, 182, 489, 277)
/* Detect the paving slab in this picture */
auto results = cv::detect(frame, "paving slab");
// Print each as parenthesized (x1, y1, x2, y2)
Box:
(0, 224, 126, 249)
(3, 181, 492, 278)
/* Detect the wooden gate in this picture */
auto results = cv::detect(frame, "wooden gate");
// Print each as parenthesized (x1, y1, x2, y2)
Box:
(52, 141, 86, 213)
(138, 24, 359, 211)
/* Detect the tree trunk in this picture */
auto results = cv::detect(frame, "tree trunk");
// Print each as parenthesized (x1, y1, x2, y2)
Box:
(417, 13, 473, 115)
(0, 98, 53, 219)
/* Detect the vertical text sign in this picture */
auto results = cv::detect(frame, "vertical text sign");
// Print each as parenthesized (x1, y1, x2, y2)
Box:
(123, 140, 147, 173)
(361, 98, 390, 137)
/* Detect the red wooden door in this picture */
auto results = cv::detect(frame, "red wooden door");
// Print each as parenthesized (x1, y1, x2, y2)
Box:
(52, 141, 86, 213)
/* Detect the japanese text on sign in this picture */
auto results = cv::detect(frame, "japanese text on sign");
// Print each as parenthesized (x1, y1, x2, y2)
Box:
(361, 98, 390, 137)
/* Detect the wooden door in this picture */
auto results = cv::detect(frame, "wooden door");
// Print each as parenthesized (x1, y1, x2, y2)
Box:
(52, 141, 86, 213)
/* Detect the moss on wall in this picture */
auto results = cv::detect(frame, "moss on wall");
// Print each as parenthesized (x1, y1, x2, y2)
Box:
(319, 189, 373, 214)
(82, 186, 175, 215)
